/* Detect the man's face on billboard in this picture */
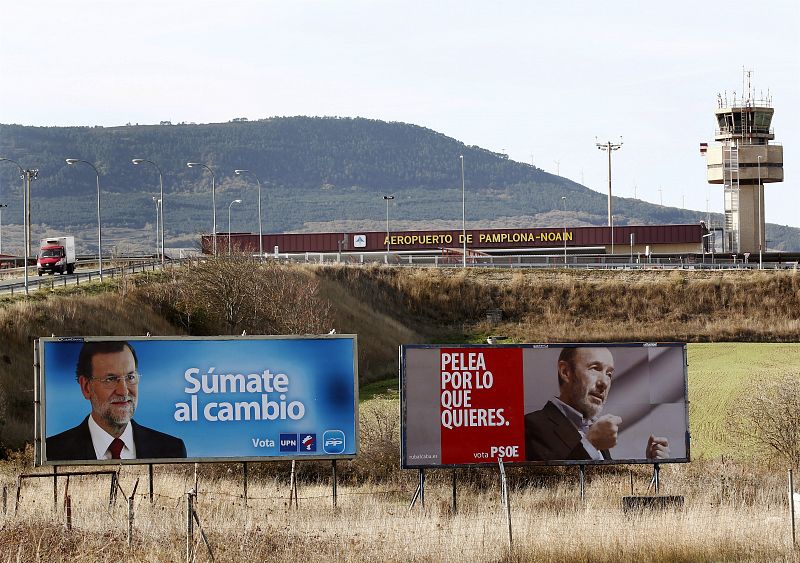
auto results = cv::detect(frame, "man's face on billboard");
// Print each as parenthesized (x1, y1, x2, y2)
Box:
(79, 347, 139, 435)
(559, 348, 614, 419)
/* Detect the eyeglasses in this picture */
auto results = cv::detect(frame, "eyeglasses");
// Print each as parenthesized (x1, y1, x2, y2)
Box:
(90, 373, 141, 388)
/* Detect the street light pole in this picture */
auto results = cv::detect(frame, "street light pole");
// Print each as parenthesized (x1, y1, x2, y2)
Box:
(561, 196, 567, 265)
(0, 204, 6, 254)
(383, 195, 394, 254)
(132, 159, 165, 265)
(65, 158, 103, 280)
(234, 170, 264, 261)
(228, 199, 241, 255)
(757, 155, 763, 269)
(0, 158, 36, 295)
(152, 197, 160, 257)
(460, 155, 466, 268)
(596, 138, 623, 226)
(187, 162, 217, 256)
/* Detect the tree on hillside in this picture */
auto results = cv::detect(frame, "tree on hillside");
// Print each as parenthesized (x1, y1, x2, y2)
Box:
(731, 374, 800, 468)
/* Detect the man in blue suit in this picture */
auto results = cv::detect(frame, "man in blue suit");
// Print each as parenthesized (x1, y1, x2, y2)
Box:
(46, 340, 186, 461)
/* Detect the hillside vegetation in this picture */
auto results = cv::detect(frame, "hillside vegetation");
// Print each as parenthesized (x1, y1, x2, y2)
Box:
(5, 117, 792, 254)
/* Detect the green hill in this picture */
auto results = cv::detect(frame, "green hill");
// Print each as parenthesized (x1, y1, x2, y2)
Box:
(0, 117, 797, 252)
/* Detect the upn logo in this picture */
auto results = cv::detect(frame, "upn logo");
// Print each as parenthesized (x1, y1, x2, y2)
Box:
(323, 430, 346, 454)
(280, 433, 298, 452)
(300, 433, 316, 452)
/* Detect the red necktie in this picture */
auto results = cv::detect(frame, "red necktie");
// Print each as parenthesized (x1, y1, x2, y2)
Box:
(109, 438, 125, 459)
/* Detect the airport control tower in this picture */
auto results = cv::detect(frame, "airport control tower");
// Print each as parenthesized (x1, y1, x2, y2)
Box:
(702, 72, 784, 254)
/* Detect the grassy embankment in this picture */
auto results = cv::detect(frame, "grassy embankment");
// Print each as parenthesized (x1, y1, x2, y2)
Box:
(1, 265, 800, 560)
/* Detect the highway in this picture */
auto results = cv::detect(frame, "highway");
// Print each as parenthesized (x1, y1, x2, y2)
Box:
(0, 260, 163, 296)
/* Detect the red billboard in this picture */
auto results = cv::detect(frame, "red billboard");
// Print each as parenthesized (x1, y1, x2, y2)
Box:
(401, 343, 689, 467)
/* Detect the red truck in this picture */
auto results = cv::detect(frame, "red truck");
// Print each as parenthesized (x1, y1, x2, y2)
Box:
(37, 236, 76, 276)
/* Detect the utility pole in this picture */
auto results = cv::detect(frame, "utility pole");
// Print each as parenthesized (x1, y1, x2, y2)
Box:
(596, 138, 623, 226)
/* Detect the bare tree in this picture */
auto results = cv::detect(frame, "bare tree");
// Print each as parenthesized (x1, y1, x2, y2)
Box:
(731, 373, 800, 468)
(139, 255, 333, 336)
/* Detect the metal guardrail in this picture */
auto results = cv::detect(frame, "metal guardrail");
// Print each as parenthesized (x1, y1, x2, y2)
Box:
(0, 259, 166, 296)
(273, 252, 799, 271)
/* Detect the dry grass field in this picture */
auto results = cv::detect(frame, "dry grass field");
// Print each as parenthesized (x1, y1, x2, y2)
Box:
(0, 456, 795, 562)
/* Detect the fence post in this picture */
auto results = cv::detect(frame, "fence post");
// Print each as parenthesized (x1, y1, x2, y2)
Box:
(127, 496, 134, 546)
(53, 465, 58, 512)
(14, 475, 22, 515)
(498, 458, 513, 553)
(186, 492, 194, 563)
(109, 472, 117, 509)
(790, 469, 796, 548)
(2, 484, 6, 515)
(331, 460, 338, 509)
(242, 462, 248, 508)
(65, 495, 72, 531)
(452, 469, 457, 515)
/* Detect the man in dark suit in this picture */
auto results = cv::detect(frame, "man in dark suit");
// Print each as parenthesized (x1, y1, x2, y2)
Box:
(46, 340, 186, 461)
(524, 347, 669, 462)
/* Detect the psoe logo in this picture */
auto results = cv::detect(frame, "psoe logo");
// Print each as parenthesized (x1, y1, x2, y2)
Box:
(300, 433, 316, 452)
(279, 433, 298, 452)
(353, 234, 367, 248)
(323, 430, 346, 454)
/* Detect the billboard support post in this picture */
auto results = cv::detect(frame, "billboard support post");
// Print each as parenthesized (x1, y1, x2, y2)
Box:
(408, 469, 425, 510)
(451, 469, 457, 515)
(148, 464, 154, 504)
(579, 465, 586, 501)
(653, 463, 661, 494)
(193, 463, 199, 495)
(242, 462, 248, 508)
(332, 460, 338, 509)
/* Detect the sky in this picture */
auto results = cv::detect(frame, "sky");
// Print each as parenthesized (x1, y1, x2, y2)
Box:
(1, 0, 798, 226)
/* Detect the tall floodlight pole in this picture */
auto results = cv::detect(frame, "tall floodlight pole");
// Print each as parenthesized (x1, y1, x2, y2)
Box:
(234, 170, 264, 261)
(228, 199, 241, 255)
(757, 155, 763, 269)
(460, 155, 466, 268)
(0, 203, 6, 254)
(132, 159, 165, 265)
(383, 195, 394, 254)
(65, 159, 103, 280)
(0, 158, 36, 295)
(561, 196, 567, 265)
(596, 138, 623, 226)
(187, 162, 217, 256)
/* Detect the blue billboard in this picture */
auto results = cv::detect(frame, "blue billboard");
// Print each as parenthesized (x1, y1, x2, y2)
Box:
(36, 336, 358, 465)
